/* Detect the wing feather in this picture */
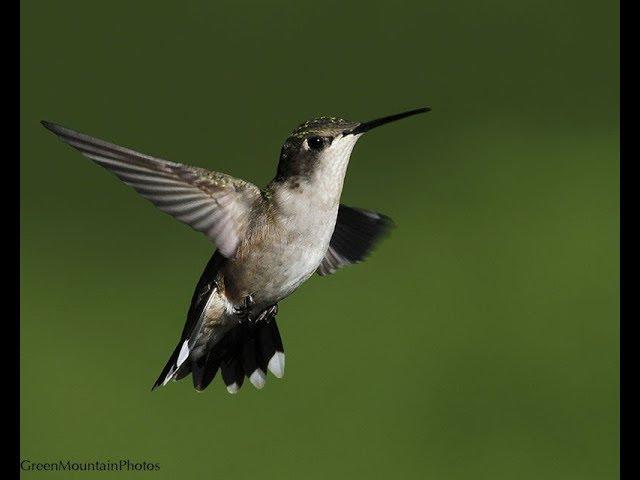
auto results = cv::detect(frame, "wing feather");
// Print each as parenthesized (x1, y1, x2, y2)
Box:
(42, 121, 261, 257)
(317, 205, 394, 276)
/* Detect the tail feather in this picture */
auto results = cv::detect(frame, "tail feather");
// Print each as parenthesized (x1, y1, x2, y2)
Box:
(241, 336, 263, 388)
(151, 340, 186, 390)
(192, 354, 221, 391)
(152, 312, 285, 393)
(174, 361, 192, 381)
(260, 319, 285, 377)
(221, 355, 245, 394)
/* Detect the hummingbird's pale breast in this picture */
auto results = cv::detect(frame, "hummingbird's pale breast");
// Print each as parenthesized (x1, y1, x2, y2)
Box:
(224, 134, 360, 310)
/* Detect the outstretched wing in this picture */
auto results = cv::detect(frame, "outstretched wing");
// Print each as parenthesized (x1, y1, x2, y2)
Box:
(42, 121, 262, 258)
(317, 204, 394, 276)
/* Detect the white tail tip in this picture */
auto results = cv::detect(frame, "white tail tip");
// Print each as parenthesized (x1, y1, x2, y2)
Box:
(226, 382, 240, 394)
(249, 369, 266, 389)
(267, 351, 285, 378)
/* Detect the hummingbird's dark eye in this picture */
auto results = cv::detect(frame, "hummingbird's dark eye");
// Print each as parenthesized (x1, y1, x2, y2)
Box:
(306, 136, 326, 151)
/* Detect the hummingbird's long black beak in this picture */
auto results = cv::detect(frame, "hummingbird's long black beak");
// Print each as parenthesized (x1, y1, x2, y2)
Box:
(346, 106, 431, 136)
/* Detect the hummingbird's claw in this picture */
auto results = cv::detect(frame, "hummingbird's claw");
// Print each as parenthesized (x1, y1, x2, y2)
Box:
(234, 298, 278, 326)
(234, 294, 255, 324)
(255, 304, 278, 323)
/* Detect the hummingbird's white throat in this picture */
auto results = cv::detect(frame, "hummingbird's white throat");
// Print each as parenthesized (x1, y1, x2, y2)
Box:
(313, 133, 361, 198)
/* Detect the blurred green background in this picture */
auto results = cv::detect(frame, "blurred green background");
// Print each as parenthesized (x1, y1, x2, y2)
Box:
(20, 0, 618, 478)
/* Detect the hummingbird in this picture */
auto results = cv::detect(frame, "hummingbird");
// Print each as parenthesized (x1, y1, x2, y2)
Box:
(41, 106, 430, 394)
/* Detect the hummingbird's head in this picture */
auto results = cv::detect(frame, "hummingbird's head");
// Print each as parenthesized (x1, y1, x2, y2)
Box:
(275, 107, 430, 184)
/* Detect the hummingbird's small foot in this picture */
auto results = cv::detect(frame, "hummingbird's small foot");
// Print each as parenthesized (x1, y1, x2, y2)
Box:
(234, 299, 277, 327)
(234, 295, 255, 324)
(254, 304, 278, 323)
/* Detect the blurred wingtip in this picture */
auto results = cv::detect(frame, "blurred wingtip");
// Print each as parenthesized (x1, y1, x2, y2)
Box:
(41, 120, 65, 136)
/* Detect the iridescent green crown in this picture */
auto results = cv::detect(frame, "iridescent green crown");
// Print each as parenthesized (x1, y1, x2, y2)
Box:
(289, 116, 354, 139)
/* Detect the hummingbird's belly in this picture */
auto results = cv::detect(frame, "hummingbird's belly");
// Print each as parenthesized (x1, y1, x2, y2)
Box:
(225, 217, 336, 310)
(248, 237, 328, 304)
